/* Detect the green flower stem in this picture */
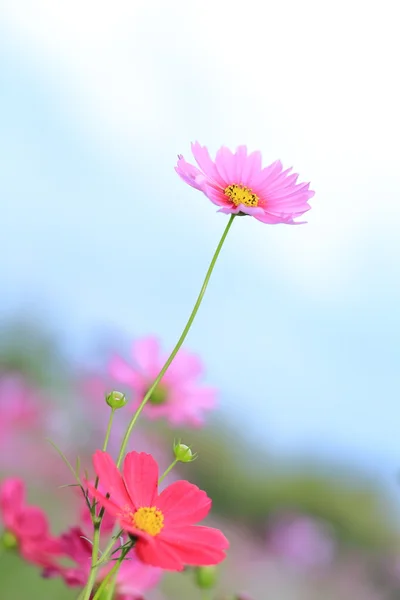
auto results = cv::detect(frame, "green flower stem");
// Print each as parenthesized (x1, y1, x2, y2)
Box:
(93, 544, 132, 600)
(80, 524, 101, 600)
(158, 458, 178, 484)
(116, 214, 235, 468)
(80, 529, 123, 600)
(91, 408, 116, 510)
(103, 408, 116, 452)
(94, 529, 124, 567)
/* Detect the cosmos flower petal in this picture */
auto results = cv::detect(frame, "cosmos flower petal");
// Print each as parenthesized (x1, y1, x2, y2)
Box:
(92, 451, 132, 508)
(241, 150, 262, 186)
(156, 480, 211, 525)
(136, 536, 184, 570)
(132, 337, 161, 374)
(191, 142, 226, 187)
(215, 146, 235, 183)
(231, 145, 248, 182)
(16, 506, 50, 538)
(0, 478, 24, 528)
(116, 553, 163, 595)
(175, 155, 205, 191)
(108, 355, 143, 387)
(164, 351, 203, 383)
(123, 452, 158, 508)
(86, 482, 126, 518)
(0, 478, 61, 569)
(159, 525, 229, 566)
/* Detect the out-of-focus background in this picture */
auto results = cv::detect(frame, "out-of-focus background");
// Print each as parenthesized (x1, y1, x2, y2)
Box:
(1, 1, 400, 598)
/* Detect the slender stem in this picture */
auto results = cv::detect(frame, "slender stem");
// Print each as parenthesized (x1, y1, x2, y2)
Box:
(94, 529, 124, 567)
(80, 525, 101, 600)
(79, 529, 123, 600)
(103, 408, 116, 452)
(116, 215, 235, 467)
(158, 458, 178, 484)
(91, 408, 116, 511)
(93, 544, 132, 600)
(81, 407, 117, 600)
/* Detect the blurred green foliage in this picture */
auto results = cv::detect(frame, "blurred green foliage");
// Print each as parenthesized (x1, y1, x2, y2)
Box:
(173, 422, 398, 550)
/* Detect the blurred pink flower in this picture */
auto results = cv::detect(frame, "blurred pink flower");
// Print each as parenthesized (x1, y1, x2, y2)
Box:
(0, 478, 61, 568)
(44, 526, 163, 599)
(176, 142, 314, 224)
(265, 512, 336, 569)
(0, 374, 67, 480)
(0, 374, 40, 441)
(109, 336, 217, 427)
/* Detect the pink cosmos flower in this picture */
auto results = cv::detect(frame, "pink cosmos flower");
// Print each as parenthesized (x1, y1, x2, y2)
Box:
(88, 450, 229, 571)
(176, 142, 314, 224)
(0, 478, 61, 568)
(109, 336, 216, 427)
(44, 527, 163, 599)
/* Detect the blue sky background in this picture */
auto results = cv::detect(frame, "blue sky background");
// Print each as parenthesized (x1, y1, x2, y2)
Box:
(1, 1, 400, 495)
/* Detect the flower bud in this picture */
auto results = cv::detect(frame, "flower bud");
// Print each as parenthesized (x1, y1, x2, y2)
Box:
(105, 390, 127, 410)
(1, 530, 18, 550)
(194, 565, 218, 589)
(173, 442, 197, 463)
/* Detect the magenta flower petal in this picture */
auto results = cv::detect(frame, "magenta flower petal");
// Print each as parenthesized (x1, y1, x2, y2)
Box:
(92, 450, 132, 508)
(176, 143, 314, 224)
(135, 536, 183, 570)
(123, 452, 158, 508)
(159, 525, 229, 566)
(0, 478, 61, 569)
(86, 482, 124, 518)
(156, 480, 211, 525)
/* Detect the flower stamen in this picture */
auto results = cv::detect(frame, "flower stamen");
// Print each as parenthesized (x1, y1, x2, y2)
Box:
(224, 184, 259, 207)
(133, 506, 164, 536)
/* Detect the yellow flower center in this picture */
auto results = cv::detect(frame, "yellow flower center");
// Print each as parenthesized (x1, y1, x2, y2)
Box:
(224, 184, 259, 207)
(133, 506, 164, 536)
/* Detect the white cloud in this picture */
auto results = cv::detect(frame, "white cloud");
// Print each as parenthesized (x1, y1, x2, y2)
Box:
(1, 0, 400, 299)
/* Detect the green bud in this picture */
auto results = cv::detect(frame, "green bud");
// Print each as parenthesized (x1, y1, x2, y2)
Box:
(1, 530, 18, 550)
(194, 566, 218, 589)
(173, 442, 197, 463)
(105, 390, 127, 409)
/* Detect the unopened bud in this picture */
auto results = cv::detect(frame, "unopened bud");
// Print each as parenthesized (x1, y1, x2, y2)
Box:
(105, 390, 127, 410)
(194, 565, 218, 589)
(173, 442, 197, 463)
(1, 530, 18, 550)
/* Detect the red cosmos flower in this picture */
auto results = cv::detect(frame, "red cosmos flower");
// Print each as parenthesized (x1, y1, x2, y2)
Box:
(88, 451, 229, 571)
(0, 478, 61, 568)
